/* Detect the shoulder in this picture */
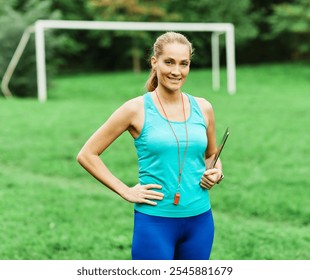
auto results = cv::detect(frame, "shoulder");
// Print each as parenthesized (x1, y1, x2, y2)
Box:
(119, 95, 144, 115)
(107, 95, 144, 123)
(121, 95, 145, 135)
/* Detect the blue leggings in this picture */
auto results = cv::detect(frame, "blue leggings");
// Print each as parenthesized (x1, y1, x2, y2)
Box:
(132, 209, 214, 260)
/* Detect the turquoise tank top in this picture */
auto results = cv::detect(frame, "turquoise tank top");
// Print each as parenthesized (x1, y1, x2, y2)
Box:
(134, 92, 211, 218)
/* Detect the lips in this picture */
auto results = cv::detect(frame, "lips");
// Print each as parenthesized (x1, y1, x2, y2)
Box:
(168, 77, 182, 82)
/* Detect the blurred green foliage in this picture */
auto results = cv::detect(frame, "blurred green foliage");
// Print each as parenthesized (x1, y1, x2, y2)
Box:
(90, 0, 181, 73)
(0, 0, 309, 97)
(269, 0, 310, 58)
(0, 0, 61, 97)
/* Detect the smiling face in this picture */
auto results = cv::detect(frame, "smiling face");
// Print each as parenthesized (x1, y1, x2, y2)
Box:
(151, 42, 191, 94)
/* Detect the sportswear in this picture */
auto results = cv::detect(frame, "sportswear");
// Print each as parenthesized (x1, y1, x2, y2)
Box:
(134, 92, 210, 217)
(132, 209, 214, 260)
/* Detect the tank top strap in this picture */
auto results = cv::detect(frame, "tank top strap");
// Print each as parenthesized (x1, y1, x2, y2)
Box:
(143, 92, 150, 103)
(142, 92, 158, 124)
(186, 93, 207, 128)
(144, 92, 154, 110)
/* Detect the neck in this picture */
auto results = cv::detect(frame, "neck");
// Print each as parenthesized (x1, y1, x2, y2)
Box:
(155, 86, 182, 104)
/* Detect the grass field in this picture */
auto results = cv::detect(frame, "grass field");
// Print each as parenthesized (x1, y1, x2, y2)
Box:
(0, 63, 309, 260)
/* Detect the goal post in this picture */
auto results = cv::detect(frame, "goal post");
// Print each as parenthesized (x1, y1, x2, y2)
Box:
(34, 20, 236, 102)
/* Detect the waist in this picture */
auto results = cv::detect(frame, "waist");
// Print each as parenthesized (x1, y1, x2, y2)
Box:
(134, 176, 211, 218)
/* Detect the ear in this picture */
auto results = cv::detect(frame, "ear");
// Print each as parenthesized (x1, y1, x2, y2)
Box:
(151, 56, 157, 69)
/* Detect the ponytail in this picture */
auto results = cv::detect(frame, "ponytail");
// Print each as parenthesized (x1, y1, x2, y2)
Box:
(145, 68, 158, 92)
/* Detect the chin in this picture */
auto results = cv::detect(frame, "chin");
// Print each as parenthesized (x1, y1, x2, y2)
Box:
(164, 86, 181, 93)
(166, 82, 184, 92)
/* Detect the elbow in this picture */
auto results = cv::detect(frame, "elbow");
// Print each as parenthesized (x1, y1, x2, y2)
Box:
(76, 150, 86, 166)
(76, 148, 99, 167)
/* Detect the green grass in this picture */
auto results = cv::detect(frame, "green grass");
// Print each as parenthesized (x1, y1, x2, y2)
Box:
(0, 63, 309, 259)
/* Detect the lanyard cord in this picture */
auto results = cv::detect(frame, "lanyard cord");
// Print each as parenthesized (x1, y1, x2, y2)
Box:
(155, 89, 189, 197)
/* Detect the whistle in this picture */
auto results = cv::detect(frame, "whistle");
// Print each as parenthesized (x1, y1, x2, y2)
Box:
(174, 192, 181, 205)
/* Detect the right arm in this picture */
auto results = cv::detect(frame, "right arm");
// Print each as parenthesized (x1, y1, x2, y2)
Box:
(76, 97, 164, 205)
(195, 97, 223, 190)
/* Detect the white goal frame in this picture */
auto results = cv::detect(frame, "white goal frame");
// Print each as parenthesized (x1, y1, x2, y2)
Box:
(26, 20, 236, 101)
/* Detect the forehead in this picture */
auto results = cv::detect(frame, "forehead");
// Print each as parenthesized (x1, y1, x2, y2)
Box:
(161, 42, 190, 60)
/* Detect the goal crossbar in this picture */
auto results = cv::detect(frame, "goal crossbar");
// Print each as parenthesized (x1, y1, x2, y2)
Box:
(34, 20, 236, 102)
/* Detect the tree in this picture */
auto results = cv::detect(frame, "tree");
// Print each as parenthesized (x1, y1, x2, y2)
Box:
(269, 0, 310, 59)
(0, 0, 62, 97)
(166, 0, 258, 43)
(89, 0, 180, 72)
(165, 0, 259, 66)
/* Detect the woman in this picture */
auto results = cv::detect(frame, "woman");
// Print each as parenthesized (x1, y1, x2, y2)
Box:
(77, 32, 224, 260)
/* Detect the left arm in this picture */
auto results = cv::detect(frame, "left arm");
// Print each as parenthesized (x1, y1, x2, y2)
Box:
(195, 97, 223, 190)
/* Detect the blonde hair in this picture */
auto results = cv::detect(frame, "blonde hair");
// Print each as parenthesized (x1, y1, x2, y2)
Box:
(145, 32, 194, 92)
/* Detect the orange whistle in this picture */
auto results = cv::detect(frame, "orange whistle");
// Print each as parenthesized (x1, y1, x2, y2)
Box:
(174, 192, 181, 205)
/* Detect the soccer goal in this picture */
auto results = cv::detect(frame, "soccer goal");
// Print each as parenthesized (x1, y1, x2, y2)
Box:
(3, 20, 236, 102)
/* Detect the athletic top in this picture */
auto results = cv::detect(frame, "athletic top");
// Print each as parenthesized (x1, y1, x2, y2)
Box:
(134, 92, 211, 218)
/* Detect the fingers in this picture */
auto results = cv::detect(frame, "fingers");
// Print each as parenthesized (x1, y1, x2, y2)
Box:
(200, 180, 212, 190)
(144, 184, 163, 190)
(144, 193, 163, 200)
(142, 185, 164, 201)
(200, 168, 221, 190)
(143, 200, 157, 206)
(203, 168, 219, 176)
(131, 183, 164, 205)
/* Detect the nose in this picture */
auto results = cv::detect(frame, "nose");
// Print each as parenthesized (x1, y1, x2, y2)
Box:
(170, 65, 181, 76)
